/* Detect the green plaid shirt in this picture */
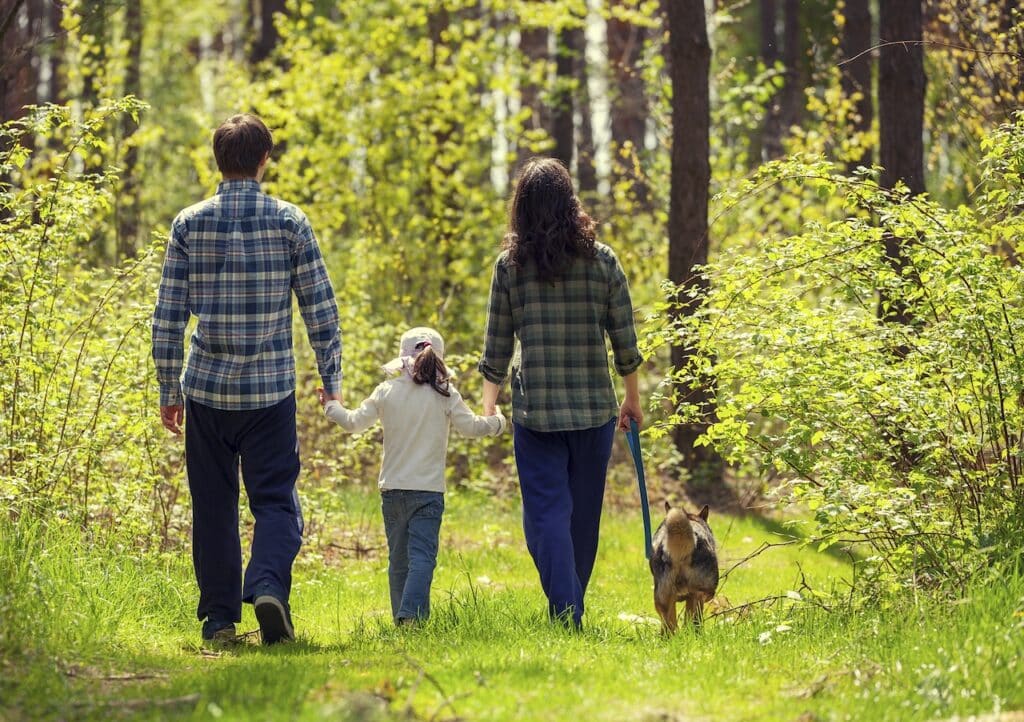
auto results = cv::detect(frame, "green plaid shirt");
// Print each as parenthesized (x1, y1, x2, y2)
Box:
(478, 242, 642, 432)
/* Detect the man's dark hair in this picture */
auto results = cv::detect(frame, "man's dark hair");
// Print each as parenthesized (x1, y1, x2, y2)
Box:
(212, 114, 273, 177)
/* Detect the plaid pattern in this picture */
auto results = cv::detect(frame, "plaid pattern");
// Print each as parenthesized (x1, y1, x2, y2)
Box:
(153, 179, 341, 410)
(478, 242, 642, 432)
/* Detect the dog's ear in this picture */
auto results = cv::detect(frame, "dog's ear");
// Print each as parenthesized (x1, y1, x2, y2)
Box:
(664, 500, 672, 513)
(698, 504, 709, 521)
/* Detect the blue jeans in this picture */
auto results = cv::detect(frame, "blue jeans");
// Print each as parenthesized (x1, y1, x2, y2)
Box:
(513, 418, 616, 625)
(184, 393, 303, 634)
(381, 490, 444, 622)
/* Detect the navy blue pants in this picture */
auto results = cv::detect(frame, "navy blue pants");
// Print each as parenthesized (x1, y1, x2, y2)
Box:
(184, 393, 303, 630)
(513, 418, 616, 625)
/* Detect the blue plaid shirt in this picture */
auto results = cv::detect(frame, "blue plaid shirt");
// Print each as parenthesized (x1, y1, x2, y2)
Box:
(152, 179, 341, 410)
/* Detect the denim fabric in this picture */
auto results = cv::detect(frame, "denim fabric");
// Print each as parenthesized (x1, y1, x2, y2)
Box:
(184, 393, 302, 628)
(512, 418, 616, 625)
(381, 490, 444, 622)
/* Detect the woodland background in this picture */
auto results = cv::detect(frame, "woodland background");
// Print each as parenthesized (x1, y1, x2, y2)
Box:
(2, 0, 1024, 630)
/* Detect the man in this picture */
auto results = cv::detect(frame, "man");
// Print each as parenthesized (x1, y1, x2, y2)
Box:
(152, 114, 341, 645)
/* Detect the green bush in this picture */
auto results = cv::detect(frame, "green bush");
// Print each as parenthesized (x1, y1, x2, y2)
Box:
(654, 118, 1024, 593)
(0, 100, 184, 542)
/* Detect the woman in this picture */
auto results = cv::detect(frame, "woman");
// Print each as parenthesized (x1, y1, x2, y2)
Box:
(479, 157, 643, 627)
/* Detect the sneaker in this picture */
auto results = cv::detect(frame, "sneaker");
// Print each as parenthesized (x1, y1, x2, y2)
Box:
(254, 595, 294, 644)
(201, 622, 238, 645)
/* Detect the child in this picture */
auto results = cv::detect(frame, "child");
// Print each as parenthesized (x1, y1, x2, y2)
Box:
(318, 327, 505, 625)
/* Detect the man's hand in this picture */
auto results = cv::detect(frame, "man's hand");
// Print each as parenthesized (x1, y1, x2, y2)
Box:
(617, 396, 644, 432)
(317, 387, 341, 407)
(160, 405, 184, 435)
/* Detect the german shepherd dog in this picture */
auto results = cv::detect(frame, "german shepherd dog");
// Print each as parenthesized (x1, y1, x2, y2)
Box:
(649, 502, 719, 633)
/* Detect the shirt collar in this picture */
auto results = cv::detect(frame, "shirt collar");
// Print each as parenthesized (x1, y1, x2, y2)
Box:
(216, 178, 261, 194)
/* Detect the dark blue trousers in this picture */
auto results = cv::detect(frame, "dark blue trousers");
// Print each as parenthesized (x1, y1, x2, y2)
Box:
(184, 393, 303, 629)
(513, 418, 616, 625)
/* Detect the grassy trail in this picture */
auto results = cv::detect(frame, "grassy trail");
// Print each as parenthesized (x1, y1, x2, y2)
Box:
(2, 488, 1022, 721)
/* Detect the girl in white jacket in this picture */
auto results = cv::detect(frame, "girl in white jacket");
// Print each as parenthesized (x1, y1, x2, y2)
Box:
(318, 327, 505, 624)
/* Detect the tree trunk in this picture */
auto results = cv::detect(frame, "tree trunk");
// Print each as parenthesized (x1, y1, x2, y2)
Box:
(79, 0, 106, 111)
(517, 20, 550, 168)
(250, 0, 285, 64)
(607, 2, 648, 204)
(1, 0, 34, 122)
(666, 0, 723, 482)
(117, 0, 143, 259)
(552, 27, 574, 170)
(760, 0, 782, 160)
(779, 0, 801, 138)
(566, 24, 596, 193)
(878, 0, 925, 328)
(841, 0, 873, 171)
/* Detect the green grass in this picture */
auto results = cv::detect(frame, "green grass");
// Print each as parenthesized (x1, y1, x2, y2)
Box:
(2, 488, 1023, 721)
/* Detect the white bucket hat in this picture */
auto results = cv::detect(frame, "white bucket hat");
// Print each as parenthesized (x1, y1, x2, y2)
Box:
(382, 326, 446, 376)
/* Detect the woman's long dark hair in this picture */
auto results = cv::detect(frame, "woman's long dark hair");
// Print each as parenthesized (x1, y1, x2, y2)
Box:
(503, 157, 597, 282)
(411, 344, 451, 397)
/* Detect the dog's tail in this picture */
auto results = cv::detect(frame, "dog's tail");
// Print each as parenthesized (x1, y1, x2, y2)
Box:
(662, 505, 696, 562)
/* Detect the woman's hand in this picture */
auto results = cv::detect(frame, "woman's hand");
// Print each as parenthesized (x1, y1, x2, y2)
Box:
(617, 371, 643, 431)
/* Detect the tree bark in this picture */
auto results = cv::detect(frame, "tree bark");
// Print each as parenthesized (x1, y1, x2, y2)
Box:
(517, 19, 550, 168)
(841, 0, 873, 171)
(778, 0, 802, 138)
(250, 0, 285, 64)
(607, 2, 648, 204)
(878, 0, 925, 327)
(552, 27, 574, 171)
(760, 0, 782, 160)
(118, 0, 143, 258)
(666, 0, 723, 481)
(1, 0, 34, 123)
(566, 24, 596, 193)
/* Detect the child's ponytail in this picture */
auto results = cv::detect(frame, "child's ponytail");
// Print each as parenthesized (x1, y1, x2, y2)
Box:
(411, 344, 451, 397)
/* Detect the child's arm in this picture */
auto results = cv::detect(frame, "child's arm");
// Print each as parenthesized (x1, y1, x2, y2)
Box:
(319, 386, 380, 433)
(449, 388, 506, 438)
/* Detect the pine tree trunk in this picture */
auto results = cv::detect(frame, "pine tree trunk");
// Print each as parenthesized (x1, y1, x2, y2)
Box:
(760, 0, 782, 160)
(250, 0, 285, 64)
(517, 21, 550, 168)
(118, 0, 143, 259)
(566, 24, 596, 193)
(779, 0, 802, 139)
(878, 0, 925, 327)
(607, 2, 648, 204)
(552, 27, 574, 170)
(841, 0, 873, 171)
(666, 0, 723, 482)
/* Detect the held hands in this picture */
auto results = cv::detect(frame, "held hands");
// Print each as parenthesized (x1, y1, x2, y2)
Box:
(317, 387, 342, 407)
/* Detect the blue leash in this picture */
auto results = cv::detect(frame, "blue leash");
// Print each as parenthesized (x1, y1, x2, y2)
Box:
(625, 418, 652, 559)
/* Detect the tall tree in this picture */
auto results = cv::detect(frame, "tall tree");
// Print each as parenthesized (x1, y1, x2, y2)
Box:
(250, 0, 285, 64)
(566, 23, 596, 193)
(760, 0, 782, 160)
(607, 2, 648, 204)
(666, 0, 723, 480)
(117, 0, 143, 258)
(552, 26, 575, 170)
(778, 0, 802, 140)
(1, 0, 39, 123)
(878, 0, 925, 328)
(79, 0, 106, 110)
(517, 20, 550, 168)
(841, 0, 873, 171)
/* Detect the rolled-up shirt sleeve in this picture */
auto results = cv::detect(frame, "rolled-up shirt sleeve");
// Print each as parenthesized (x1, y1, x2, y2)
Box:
(290, 212, 342, 397)
(605, 252, 642, 377)
(152, 217, 190, 408)
(478, 257, 514, 384)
